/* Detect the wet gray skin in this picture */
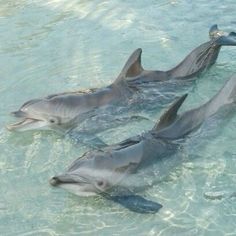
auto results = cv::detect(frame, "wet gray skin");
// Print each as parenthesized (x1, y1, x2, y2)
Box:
(7, 25, 236, 132)
(50, 75, 236, 209)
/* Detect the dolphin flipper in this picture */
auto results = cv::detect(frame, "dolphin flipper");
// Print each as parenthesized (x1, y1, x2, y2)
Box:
(106, 194, 163, 214)
(101, 187, 162, 214)
(67, 131, 108, 148)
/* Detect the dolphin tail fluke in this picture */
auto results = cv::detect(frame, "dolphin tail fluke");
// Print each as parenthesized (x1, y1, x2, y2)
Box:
(209, 24, 221, 39)
(209, 24, 236, 46)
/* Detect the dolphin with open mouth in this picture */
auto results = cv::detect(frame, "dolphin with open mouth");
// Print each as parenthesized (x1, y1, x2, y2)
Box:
(7, 25, 236, 133)
(50, 74, 236, 213)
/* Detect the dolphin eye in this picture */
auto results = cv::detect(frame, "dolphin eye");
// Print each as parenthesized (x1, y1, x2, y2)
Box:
(49, 117, 61, 125)
(96, 180, 107, 190)
(49, 119, 55, 123)
(97, 180, 104, 186)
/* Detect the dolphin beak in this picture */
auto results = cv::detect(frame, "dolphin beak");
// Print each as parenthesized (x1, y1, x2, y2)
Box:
(6, 117, 47, 132)
(6, 109, 48, 132)
(49, 174, 88, 186)
(49, 177, 61, 186)
(49, 174, 97, 196)
(49, 175, 78, 186)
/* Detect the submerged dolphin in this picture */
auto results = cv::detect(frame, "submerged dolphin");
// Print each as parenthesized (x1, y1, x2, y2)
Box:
(7, 25, 236, 132)
(50, 75, 236, 213)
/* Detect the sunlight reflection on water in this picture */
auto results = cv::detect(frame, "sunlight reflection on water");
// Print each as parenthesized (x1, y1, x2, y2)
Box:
(0, 0, 236, 235)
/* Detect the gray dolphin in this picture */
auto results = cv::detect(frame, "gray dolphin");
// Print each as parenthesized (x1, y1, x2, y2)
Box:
(50, 75, 236, 213)
(7, 25, 236, 132)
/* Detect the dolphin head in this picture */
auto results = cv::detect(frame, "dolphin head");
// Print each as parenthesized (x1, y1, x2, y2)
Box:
(49, 172, 110, 197)
(7, 97, 78, 132)
(49, 149, 128, 196)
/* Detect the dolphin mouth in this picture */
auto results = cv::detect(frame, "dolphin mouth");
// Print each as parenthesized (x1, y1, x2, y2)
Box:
(6, 117, 47, 131)
(50, 176, 78, 186)
(49, 175, 97, 196)
(49, 174, 88, 186)
(6, 109, 48, 132)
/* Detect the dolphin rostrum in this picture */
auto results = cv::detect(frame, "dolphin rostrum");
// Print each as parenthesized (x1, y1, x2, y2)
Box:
(50, 75, 236, 213)
(7, 25, 236, 132)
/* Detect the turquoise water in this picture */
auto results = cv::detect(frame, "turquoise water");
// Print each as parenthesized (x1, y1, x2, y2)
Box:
(1, 0, 236, 235)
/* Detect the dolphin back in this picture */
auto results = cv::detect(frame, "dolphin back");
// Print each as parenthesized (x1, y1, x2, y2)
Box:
(153, 75, 236, 139)
(167, 25, 236, 80)
(204, 74, 236, 117)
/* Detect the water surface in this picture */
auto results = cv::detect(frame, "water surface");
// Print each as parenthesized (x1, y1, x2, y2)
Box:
(1, 0, 236, 235)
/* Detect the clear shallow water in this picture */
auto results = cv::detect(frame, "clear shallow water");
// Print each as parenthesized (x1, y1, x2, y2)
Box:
(1, 0, 236, 235)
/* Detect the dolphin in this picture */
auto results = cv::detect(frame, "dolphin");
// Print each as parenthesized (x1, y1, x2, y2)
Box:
(50, 75, 236, 213)
(7, 25, 236, 132)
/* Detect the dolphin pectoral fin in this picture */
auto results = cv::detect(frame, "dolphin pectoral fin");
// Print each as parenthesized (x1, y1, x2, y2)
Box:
(67, 131, 108, 148)
(101, 187, 162, 214)
(128, 115, 150, 121)
(113, 115, 150, 126)
(86, 136, 108, 148)
(102, 192, 162, 214)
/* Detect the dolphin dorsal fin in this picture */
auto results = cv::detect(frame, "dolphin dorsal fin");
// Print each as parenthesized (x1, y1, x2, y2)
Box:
(115, 48, 143, 82)
(125, 48, 143, 77)
(153, 94, 188, 131)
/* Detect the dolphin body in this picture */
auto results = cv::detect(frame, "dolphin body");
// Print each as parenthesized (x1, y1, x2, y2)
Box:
(50, 75, 236, 213)
(7, 25, 236, 132)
